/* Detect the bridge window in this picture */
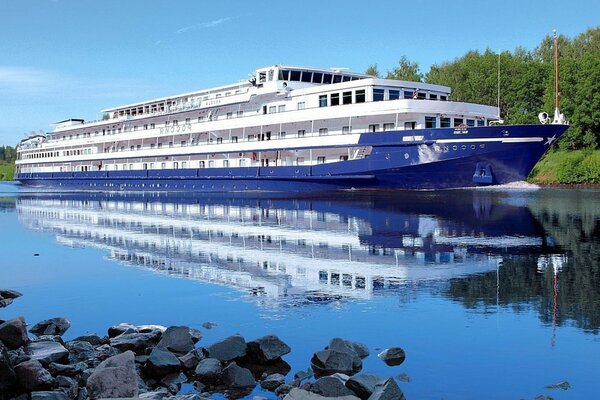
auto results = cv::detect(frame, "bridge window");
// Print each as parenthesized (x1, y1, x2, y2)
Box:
(425, 116, 437, 128)
(322, 73, 332, 84)
(301, 71, 312, 82)
(373, 88, 385, 101)
(389, 90, 400, 100)
(333, 75, 342, 84)
(343, 91, 352, 105)
(430, 94, 438, 100)
(312, 72, 323, 83)
(290, 70, 301, 81)
(331, 93, 340, 106)
(279, 70, 290, 80)
(355, 89, 366, 103)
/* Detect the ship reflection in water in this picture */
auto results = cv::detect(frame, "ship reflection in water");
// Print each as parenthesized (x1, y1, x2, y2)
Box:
(15, 190, 565, 308)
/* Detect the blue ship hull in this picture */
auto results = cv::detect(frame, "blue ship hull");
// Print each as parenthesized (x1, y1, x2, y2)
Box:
(16, 124, 568, 191)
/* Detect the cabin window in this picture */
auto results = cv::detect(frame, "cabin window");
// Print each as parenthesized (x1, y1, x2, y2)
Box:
(208, 160, 215, 168)
(150, 143, 155, 149)
(405, 121, 416, 130)
(317, 156, 326, 164)
(477, 120, 485, 127)
(169, 142, 173, 147)
(322, 74, 332, 84)
(278, 105, 286, 112)
(417, 92, 426, 100)
(319, 128, 328, 136)
(226, 112, 232, 119)
(342, 126, 350, 134)
(239, 159, 246, 167)
(430, 94, 438, 100)
(440, 95, 447, 101)
(441, 117, 451, 128)
(355, 90, 366, 103)
(200, 161, 205, 168)
(248, 135, 255, 141)
(279, 132, 286, 138)
(312, 72, 323, 84)
(330, 93, 340, 106)
(150, 163, 154, 169)
(232, 136, 238, 143)
(144, 124, 148, 130)
(343, 91, 352, 105)
(216, 138, 222, 144)
(161, 162, 166, 169)
(389, 90, 400, 100)
(383, 123, 395, 131)
(425, 116, 437, 129)
(454, 118, 464, 127)
(198, 116, 204, 122)
(269, 106, 276, 113)
(182, 161, 187, 168)
(319, 95, 327, 107)
(404, 91, 413, 99)
(466, 119, 475, 127)
(222, 160, 228, 168)
(237, 111, 243, 117)
(290, 70, 301, 81)
(129, 164, 133, 170)
(173, 162, 179, 169)
(158, 143, 163, 149)
(340, 155, 349, 161)
(373, 89, 385, 101)
(369, 124, 380, 132)
(297, 102, 305, 110)
(298, 130, 306, 138)
(181, 140, 187, 146)
(137, 145, 141, 150)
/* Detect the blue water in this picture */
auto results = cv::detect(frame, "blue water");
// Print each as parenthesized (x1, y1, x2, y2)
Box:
(1, 182, 599, 399)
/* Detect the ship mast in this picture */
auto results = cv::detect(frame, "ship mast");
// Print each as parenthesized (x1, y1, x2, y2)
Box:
(552, 30, 565, 124)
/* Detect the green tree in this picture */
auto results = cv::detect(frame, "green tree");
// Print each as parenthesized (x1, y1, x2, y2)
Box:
(386, 56, 422, 82)
(365, 64, 381, 78)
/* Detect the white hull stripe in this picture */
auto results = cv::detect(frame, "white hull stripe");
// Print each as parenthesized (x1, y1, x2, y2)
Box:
(435, 137, 544, 144)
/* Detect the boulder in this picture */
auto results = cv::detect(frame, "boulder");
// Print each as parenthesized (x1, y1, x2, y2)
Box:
(32, 335, 65, 344)
(86, 350, 138, 399)
(310, 349, 362, 377)
(66, 340, 96, 363)
(221, 362, 256, 389)
(189, 327, 203, 343)
(0, 298, 14, 308)
(368, 377, 405, 400)
(0, 316, 29, 349)
(25, 340, 69, 365)
(194, 357, 222, 382)
(283, 387, 360, 400)
(179, 348, 203, 370)
(377, 348, 405, 366)
(30, 317, 71, 337)
(345, 373, 382, 399)
(94, 344, 120, 362)
(160, 371, 187, 394)
(260, 372, 286, 391)
(311, 375, 356, 397)
(30, 392, 70, 400)
(15, 359, 55, 390)
(327, 338, 369, 359)
(247, 335, 291, 363)
(139, 389, 170, 400)
(107, 322, 138, 338)
(110, 331, 161, 354)
(72, 334, 105, 346)
(49, 361, 88, 377)
(157, 326, 195, 355)
(0, 342, 17, 392)
(144, 347, 181, 377)
(203, 334, 247, 362)
(0, 289, 23, 299)
(201, 322, 217, 330)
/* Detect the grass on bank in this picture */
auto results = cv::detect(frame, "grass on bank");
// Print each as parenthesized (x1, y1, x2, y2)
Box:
(0, 163, 14, 181)
(529, 149, 600, 184)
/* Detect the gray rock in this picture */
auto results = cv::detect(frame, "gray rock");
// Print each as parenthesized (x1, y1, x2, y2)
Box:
(86, 350, 139, 399)
(139, 389, 170, 400)
(30, 392, 70, 400)
(25, 340, 69, 365)
(77, 387, 88, 400)
(49, 361, 88, 377)
(247, 335, 291, 363)
(201, 322, 217, 330)
(110, 331, 161, 354)
(377, 348, 406, 367)
(0, 298, 14, 308)
(0, 316, 29, 349)
(0, 342, 17, 392)
(32, 335, 65, 344)
(221, 362, 256, 388)
(72, 334, 104, 346)
(0, 289, 23, 299)
(15, 359, 55, 390)
(94, 343, 120, 362)
(310, 349, 362, 376)
(294, 368, 314, 381)
(57, 374, 77, 387)
(7, 347, 30, 365)
(276, 383, 294, 398)
(327, 338, 369, 359)
(283, 387, 360, 400)
(203, 334, 247, 362)
(367, 378, 405, 400)
(260, 372, 286, 391)
(107, 322, 138, 338)
(160, 372, 187, 394)
(66, 340, 96, 363)
(346, 373, 382, 399)
(157, 326, 195, 355)
(396, 373, 410, 383)
(311, 375, 356, 397)
(545, 380, 571, 390)
(189, 327, 203, 344)
(194, 357, 222, 381)
(144, 347, 181, 377)
(30, 317, 71, 337)
(179, 348, 203, 370)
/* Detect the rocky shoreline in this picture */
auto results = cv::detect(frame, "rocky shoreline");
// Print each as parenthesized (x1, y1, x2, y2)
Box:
(0, 290, 406, 400)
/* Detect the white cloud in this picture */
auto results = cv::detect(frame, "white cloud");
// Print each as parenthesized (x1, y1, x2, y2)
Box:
(0, 66, 58, 94)
(176, 17, 236, 34)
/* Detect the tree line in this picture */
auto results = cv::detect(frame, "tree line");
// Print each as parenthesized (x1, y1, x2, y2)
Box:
(366, 27, 600, 150)
(0, 146, 16, 164)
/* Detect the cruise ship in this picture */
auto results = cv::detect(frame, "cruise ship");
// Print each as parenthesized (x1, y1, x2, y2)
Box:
(14, 65, 569, 191)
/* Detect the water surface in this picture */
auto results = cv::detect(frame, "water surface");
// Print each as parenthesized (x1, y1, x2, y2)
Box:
(1, 182, 599, 399)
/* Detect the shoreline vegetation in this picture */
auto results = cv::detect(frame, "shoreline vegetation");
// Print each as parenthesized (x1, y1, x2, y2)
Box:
(3, 27, 598, 185)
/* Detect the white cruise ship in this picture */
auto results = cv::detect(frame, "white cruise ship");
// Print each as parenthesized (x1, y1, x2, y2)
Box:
(14, 65, 568, 191)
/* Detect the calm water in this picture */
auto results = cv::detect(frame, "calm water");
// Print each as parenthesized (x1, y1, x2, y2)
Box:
(1, 182, 599, 399)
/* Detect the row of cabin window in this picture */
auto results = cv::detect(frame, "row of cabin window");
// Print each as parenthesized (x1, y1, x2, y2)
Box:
(425, 116, 485, 128)
(373, 88, 447, 101)
(319, 90, 366, 107)
(23, 151, 60, 159)
(278, 70, 362, 85)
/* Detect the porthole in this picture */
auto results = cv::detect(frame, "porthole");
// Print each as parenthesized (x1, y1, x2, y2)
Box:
(452, 145, 458, 151)
(461, 145, 466, 150)
(470, 145, 476, 150)
(404, 153, 409, 159)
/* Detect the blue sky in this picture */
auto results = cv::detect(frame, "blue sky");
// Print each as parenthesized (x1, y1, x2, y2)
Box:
(1, 0, 597, 146)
